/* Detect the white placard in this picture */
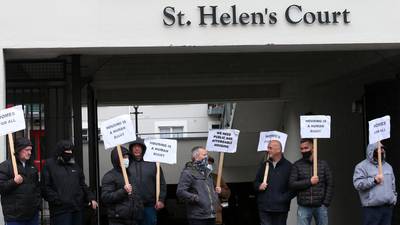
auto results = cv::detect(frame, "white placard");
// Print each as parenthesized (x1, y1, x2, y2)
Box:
(144, 139, 177, 164)
(257, 131, 288, 152)
(100, 115, 136, 149)
(300, 115, 331, 139)
(0, 105, 26, 136)
(206, 129, 240, 153)
(369, 115, 390, 144)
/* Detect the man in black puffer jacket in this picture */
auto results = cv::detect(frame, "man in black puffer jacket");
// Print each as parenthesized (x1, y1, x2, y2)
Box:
(128, 138, 167, 225)
(102, 146, 142, 225)
(289, 139, 333, 225)
(0, 137, 41, 225)
(42, 140, 98, 225)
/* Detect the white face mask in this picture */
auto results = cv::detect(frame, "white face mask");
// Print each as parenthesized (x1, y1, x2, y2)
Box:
(123, 158, 130, 168)
(207, 164, 213, 171)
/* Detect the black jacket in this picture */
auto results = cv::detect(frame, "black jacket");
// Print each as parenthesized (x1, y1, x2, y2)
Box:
(42, 142, 95, 215)
(254, 157, 294, 212)
(176, 162, 219, 220)
(128, 141, 167, 207)
(0, 159, 41, 221)
(289, 157, 334, 207)
(102, 147, 142, 225)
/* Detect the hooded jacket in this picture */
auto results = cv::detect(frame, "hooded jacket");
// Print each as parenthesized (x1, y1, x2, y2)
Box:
(128, 138, 167, 207)
(102, 147, 142, 224)
(0, 156, 41, 221)
(42, 140, 95, 215)
(176, 161, 219, 220)
(353, 143, 397, 207)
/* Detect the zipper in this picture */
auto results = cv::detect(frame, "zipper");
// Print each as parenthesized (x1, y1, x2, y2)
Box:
(205, 174, 214, 217)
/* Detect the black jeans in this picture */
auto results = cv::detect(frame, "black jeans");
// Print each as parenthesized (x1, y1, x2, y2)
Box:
(188, 218, 216, 225)
(259, 211, 288, 225)
(51, 211, 82, 225)
(362, 205, 393, 225)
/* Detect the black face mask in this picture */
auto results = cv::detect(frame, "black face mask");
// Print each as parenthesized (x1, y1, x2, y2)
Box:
(301, 151, 312, 159)
(62, 152, 73, 162)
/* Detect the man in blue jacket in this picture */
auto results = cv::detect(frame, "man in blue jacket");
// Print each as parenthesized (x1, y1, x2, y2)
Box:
(353, 142, 397, 225)
(254, 140, 293, 225)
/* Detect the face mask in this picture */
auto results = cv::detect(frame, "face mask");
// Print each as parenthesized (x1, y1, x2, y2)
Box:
(194, 156, 208, 168)
(207, 164, 213, 171)
(301, 151, 312, 159)
(62, 152, 73, 162)
(123, 158, 130, 168)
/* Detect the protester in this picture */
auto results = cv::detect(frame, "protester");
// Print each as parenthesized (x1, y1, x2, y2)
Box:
(254, 140, 293, 225)
(0, 137, 41, 225)
(353, 142, 397, 225)
(102, 146, 142, 225)
(128, 138, 167, 225)
(289, 139, 333, 225)
(176, 146, 221, 225)
(42, 140, 98, 225)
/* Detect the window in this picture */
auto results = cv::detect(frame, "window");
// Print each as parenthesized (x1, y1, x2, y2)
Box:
(159, 126, 184, 138)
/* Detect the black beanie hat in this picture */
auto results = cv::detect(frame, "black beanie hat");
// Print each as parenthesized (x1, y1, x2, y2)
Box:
(15, 137, 32, 153)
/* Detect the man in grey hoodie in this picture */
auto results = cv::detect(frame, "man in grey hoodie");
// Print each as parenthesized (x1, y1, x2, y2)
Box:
(353, 142, 397, 225)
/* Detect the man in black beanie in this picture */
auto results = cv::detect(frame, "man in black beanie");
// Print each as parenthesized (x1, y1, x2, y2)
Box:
(0, 137, 41, 225)
(42, 140, 98, 225)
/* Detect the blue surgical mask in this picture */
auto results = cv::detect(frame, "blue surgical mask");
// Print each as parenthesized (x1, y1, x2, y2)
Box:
(123, 158, 130, 168)
(207, 164, 213, 172)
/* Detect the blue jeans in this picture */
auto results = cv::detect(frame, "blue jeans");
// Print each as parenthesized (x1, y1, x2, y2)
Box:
(297, 205, 328, 225)
(6, 213, 38, 225)
(51, 211, 82, 225)
(137, 207, 157, 225)
(362, 206, 393, 225)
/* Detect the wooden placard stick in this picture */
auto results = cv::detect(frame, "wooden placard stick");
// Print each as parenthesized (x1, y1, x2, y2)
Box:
(116, 145, 130, 192)
(313, 138, 318, 177)
(216, 152, 224, 188)
(262, 154, 270, 184)
(377, 142, 383, 176)
(8, 134, 18, 176)
(156, 162, 160, 202)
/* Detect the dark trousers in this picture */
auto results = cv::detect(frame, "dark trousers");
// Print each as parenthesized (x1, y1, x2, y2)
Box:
(6, 213, 38, 225)
(362, 206, 393, 225)
(188, 218, 216, 225)
(259, 211, 288, 225)
(51, 211, 82, 225)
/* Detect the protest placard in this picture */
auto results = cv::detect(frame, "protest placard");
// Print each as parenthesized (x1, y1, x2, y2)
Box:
(257, 131, 288, 152)
(0, 105, 26, 177)
(368, 115, 391, 175)
(100, 115, 136, 189)
(300, 115, 331, 177)
(206, 129, 240, 153)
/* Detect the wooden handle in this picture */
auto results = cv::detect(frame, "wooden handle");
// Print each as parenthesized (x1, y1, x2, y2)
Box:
(262, 154, 270, 184)
(378, 142, 383, 176)
(216, 152, 224, 188)
(117, 145, 130, 188)
(156, 162, 160, 202)
(313, 138, 318, 177)
(8, 134, 18, 177)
